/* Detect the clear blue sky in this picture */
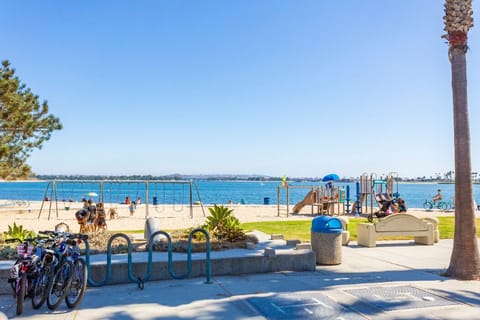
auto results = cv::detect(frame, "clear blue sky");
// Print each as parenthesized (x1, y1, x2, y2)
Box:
(3, 1, 480, 179)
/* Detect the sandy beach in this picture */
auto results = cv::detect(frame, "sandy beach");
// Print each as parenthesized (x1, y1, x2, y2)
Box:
(0, 200, 462, 235)
(0, 200, 309, 233)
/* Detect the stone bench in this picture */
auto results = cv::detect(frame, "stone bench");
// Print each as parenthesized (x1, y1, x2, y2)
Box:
(357, 214, 435, 247)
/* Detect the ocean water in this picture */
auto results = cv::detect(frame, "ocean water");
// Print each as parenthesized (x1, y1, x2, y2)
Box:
(0, 180, 478, 209)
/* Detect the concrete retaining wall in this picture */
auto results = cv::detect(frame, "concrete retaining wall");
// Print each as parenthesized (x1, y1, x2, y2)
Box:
(0, 249, 315, 294)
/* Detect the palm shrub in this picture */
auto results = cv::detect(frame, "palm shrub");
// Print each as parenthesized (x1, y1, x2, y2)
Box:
(203, 204, 245, 242)
(3, 222, 36, 242)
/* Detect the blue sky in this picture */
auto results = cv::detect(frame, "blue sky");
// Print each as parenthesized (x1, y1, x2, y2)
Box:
(3, 1, 480, 178)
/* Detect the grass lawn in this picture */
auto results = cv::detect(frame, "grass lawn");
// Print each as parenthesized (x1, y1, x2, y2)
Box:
(240, 216, 480, 242)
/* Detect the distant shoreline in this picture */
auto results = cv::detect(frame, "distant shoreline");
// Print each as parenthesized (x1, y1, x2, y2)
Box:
(0, 178, 466, 184)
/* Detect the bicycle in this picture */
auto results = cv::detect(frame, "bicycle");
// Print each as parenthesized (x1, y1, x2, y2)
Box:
(64, 234, 88, 308)
(40, 230, 88, 310)
(31, 237, 58, 310)
(6, 237, 40, 315)
(423, 199, 452, 210)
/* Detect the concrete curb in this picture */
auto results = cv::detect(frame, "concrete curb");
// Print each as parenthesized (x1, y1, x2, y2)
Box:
(0, 231, 316, 294)
(87, 249, 315, 286)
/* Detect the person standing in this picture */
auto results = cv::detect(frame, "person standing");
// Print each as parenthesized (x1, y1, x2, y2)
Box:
(129, 201, 136, 216)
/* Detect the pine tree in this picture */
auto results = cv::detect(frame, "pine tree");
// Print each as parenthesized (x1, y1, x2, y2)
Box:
(0, 60, 62, 180)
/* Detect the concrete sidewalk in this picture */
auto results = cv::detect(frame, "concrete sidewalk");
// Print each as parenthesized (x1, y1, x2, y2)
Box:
(1, 239, 480, 319)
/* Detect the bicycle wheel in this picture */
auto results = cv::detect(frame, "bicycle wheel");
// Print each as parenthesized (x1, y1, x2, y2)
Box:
(32, 263, 53, 309)
(439, 202, 449, 210)
(65, 258, 87, 308)
(423, 201, 433, 210)
(47, 260, 73, 310)
(16, 272, 27, 315)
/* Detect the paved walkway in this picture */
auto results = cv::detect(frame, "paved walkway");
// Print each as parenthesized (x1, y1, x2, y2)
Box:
(1, 239, 480, 319)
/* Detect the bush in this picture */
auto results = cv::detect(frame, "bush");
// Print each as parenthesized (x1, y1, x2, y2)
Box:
(203, 204, 245, 242)
(3, 222, 36, 242)
(0, 246, 17, 260)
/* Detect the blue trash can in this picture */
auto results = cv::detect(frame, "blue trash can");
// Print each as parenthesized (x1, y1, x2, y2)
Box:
(263, 197, 270, 205)
(152, 196, 158, 205)
(311, 216, 343, 265)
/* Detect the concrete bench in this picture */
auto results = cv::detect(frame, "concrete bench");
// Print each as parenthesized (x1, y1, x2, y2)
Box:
(337, 216, 350, 245)
(357, 214, 435, 247)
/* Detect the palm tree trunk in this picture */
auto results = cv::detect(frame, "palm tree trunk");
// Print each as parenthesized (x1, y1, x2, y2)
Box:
(446, 46, 480, 280)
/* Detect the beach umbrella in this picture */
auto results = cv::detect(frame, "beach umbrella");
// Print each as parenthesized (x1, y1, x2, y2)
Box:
(87, 192, 98, 197)
(322, 174, 340, 182)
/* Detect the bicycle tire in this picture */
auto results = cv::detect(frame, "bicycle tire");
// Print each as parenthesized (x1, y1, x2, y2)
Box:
(440, 202, 448, 210)
(65, 258, 87, 308)
(32, 263, 53, 309)
(47, 260, 73, 310)
(16, 272, 27, 315)
(423, 201, 433, 210)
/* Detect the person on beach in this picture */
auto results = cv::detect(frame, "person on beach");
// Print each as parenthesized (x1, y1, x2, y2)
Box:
(129, 201, 136, 216)
(95, 202, 107, 230)
(75, 208, 90, 233)
(432, 189, 442, 204)
(87, 199, 96, 224)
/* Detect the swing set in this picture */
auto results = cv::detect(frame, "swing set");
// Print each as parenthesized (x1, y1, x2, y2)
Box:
(149, 180, 205, 217)
(38, 179, 205, 220)
(38, 180, 102, 220)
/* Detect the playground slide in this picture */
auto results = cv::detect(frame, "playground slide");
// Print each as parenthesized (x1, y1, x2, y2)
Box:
(351, 193, 365, 213)
(293, 190, 316, 213)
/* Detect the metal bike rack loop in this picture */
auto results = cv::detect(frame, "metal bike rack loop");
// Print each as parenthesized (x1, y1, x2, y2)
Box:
(86, 233, 143, 288)
(146, 228, 212, 283)
(85, 229, 212, 288)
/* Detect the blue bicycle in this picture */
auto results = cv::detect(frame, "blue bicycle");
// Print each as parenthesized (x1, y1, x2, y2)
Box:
(423, 199, 452, 210)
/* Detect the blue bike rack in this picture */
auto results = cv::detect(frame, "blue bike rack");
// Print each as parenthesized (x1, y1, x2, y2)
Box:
(85, 228, 212, 288)
(145, 228, 212, 283)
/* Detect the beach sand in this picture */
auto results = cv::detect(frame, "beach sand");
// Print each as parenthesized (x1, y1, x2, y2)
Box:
(1, 201, 309, 233)
(0, 200, 460, 234)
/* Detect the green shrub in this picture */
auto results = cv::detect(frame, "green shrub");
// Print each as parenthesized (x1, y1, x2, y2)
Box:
(3, 222, 36, 242)
(203, 204, 245, 242)
(0, 246, 17, 260)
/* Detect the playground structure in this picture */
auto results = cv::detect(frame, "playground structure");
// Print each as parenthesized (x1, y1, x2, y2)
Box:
(277, 184, 346, 216)
(353, 172, 399, 215)
(37, 180, 206, 220)
(280, 172, 399, 217)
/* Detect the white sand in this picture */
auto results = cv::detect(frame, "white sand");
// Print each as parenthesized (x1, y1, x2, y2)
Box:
(0, 200, 458, 234)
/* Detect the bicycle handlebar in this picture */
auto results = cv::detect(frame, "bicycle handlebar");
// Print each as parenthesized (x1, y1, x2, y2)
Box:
(38, 230, 89, 241)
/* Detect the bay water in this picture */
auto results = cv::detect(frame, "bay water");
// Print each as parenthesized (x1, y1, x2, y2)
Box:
(0, 180, 477, 209)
